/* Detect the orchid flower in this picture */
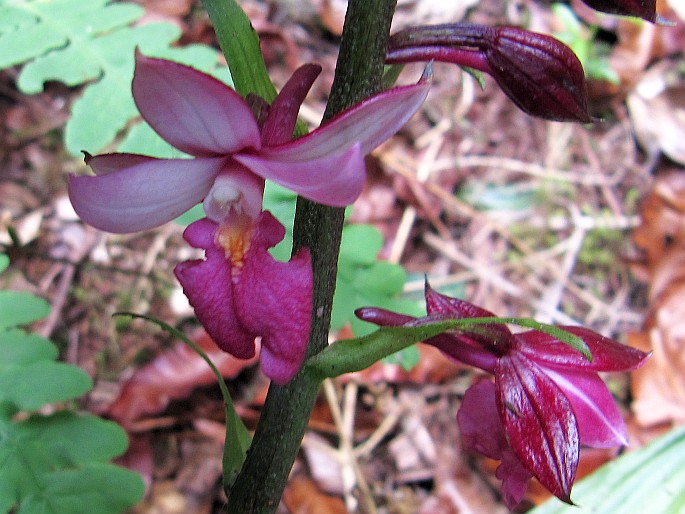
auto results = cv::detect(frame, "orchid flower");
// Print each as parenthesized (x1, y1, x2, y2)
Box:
(579, 0, 657, 22)
(68, 53, 429, 384)
(356, 282, 648, 508)
(386, 24, 592, 122)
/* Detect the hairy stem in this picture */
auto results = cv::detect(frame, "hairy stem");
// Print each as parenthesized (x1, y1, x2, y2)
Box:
(224, 0, 398, 512)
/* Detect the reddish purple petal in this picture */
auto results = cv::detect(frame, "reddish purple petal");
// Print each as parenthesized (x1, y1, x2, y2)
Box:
(235, 144, 365, 206)
(424, 282, 513, 350)
(264, 80, 429, 160)
(68, 157, 224, 233)
(579, 0, 657, 22)
(174, 218, 257, 359)
(516, 327, 649, 372)
(496, 353, 578, 504)
(133, 53, 261, 157)
(85, 153, 158, 175)
(261, 64, 322, 147)
(233, 211, 313, 384)
(543, 366, 628, 447)
(458, 380, 532, 509)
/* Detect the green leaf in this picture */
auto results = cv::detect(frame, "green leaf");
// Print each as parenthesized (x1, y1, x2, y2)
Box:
(62, 21, 180, 155)
(0, 0, 232, 157)
(19, 411, 129, 464)
(0, 361, 92, 410)
(201, 0, 276, 100)
(0, 411, 139, 513)
(0, 290, 50, 329)
(263, 182, 298, 262)
(334, 224, 422, 336)
(18, 463, 144, 514)
(529, 425, 685, 514)
(114, 312, 251, 492)
(0, 329, 58, 371)
(0, 254, 9, 273)
(308, 317, 588, 379)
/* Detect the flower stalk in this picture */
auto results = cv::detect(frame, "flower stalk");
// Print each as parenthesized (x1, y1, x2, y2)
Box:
(223, 0, 399, 512)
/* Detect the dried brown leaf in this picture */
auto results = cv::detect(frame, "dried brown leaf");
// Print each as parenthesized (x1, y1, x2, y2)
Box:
(282, 476, 347, 514)
(630, 172, 685, 427)
(107, 330, 257, 426)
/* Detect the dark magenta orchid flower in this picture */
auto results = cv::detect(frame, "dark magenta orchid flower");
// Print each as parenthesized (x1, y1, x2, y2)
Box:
(68, 53, 429, 384)
(579, 0, 657, 22)
(68, 53, 429, 233)
(356, 282, 648, 508)
(387, 24, 592, 122)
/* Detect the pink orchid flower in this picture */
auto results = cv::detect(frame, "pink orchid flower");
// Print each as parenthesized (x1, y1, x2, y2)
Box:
(356, 282, 648, 508)
(68, 53, 429, 384)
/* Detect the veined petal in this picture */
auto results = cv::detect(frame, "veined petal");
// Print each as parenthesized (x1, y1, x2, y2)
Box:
(458, 380, 531, 509)
(496, 353, 579, 505)
(425, 282, 514, 349)
(68, 157, 224, 233)
(264, 81, 430, 160)
(261, 63, 321, 147)
(235, 144, 365, 206)
(133, 53, 261, 157)
(233, 212, 313, 384)
(174, 218, 257, 359)
(86, 153, 159, 175)
(544, 366, 629, 448)
(517, 327, 649, 372)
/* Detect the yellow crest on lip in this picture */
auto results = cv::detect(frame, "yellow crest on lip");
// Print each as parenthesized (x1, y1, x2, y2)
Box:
(215, 212, 253, 269)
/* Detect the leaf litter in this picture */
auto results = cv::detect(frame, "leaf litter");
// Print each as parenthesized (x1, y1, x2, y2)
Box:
(2, 0, 684, 511)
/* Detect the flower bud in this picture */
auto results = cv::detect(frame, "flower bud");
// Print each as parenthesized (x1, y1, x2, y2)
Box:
(483, 27, 592, 122)
(579, 0, 657, 22)
(387, 24, 593, 122)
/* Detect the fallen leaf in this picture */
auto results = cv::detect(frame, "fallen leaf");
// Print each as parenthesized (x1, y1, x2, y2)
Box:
(282, 475, 347, 514)
(628, 61, 685, 165)
(630, 172, 685, 428)
(107, 329, 258, 426)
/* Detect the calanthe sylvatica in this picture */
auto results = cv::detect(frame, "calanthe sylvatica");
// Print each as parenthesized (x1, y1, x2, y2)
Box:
(386, 24, 593, 122)
(69, 52, 428, 383)
(357, 282, 649, 508)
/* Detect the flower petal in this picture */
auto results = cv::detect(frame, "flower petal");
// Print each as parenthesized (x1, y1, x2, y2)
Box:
(85, 153, 159, 175)
(174, 218, 257, 359)
(496, 353, 579, 504)
(261, 63, 321, 147)
(68, 157, 224, 233)
(544, 366, 629, 448)
(235, 144, 365, 206)
(458, 380, 532, 509)
(517, 327, 649, 371)
(424, 282, 514, 349)
(133, 53, 261, 157)
(233, 211, 313, 384)
(263, 80, 430, 160)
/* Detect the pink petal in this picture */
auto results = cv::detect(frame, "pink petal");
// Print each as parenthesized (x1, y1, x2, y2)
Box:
(517, 327, 649, 372)
(68, 157, 224, 233)
(85, 153, 158, 175)
(543, 366, 629, 447)
(262, 81, 429, 159)
(234, 211, 313, 384)
(458, 380, 532, 509)
(261, 64, 321, 147)
(424, 282, 514, 350)
(235, 144, 365, 206)
(132, 53, 261, 157)
(496, 353, 579, 505)
(174, 218, 257, 359)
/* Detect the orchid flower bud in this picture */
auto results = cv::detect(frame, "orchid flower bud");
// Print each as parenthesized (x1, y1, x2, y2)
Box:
(579, 0, 657, 22)
(387, 24, 593, 122)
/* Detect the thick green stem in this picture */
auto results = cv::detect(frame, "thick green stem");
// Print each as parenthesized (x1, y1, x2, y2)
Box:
(225, 0, 397, 512)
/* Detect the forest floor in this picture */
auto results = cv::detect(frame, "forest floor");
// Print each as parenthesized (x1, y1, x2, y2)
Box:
(2, 0, 685, 512)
